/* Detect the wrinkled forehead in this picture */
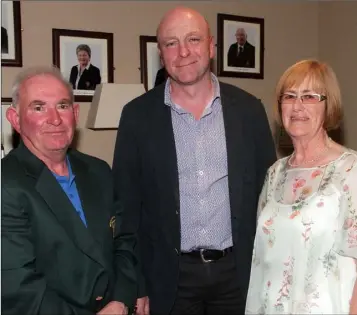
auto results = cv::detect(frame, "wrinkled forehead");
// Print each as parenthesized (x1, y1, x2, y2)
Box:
(20, 75, 71, 103)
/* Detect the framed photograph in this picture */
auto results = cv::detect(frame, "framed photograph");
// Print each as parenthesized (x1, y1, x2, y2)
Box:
(217, 13, 264, 79)
(1, 1, 22, 67)
(1, 98, 20, 156)
(52, 28, 114, 102)
(139, 35, 166, 91)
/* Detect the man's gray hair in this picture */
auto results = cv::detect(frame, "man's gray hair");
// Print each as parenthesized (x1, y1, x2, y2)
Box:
(11, 65, 74, 107)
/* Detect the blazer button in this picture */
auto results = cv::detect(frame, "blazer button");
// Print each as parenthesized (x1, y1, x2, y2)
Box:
(174, 248, 179, 255)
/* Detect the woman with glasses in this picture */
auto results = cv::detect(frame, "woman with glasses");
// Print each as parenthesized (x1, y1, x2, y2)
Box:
(245, 59, 357, 314)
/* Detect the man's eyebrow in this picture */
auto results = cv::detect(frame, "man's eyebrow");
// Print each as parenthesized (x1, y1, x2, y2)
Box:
(58, 98, 72, 103)
(28, 99, 72, 107)
(160, 31, 201, 42)
(28, 100, 45, 107)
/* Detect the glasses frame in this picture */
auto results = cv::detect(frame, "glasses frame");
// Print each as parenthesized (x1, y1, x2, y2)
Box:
(279, 92, 327, 105)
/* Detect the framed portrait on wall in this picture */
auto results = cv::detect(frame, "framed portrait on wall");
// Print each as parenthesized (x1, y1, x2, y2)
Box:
(1, 1, 22, 67)
(52, 28, 114, 102)
(139, 35, 166, 91)
(217, 13, 264, 79)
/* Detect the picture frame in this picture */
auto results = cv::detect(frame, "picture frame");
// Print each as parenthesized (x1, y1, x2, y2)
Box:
(217, 13, 264, 79)
(1, 1, 23, 67)
(52, 28, 114, 102)
(139, 35, 165, 91)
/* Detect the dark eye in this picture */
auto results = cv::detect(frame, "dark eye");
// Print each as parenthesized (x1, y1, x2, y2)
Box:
(165, 41, 176, 48)
(33, 105, 44, 112)
(58, 103, 70, 110)
(189, 37, 200, 43)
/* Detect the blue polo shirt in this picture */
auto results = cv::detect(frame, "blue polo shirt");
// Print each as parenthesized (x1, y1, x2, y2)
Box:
(52, 157, 87, 227)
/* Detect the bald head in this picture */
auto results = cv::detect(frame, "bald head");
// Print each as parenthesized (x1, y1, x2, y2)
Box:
(235, 28, 247, 45)
(156, 7, 211, 43)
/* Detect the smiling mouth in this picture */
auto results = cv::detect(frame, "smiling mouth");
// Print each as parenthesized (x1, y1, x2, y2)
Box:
(44, 131, 65, 135)
(177, 61, 197, 68)
(291, 117, 309, 121)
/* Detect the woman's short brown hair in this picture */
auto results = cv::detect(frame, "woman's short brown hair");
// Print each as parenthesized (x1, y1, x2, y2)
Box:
(76, 44, 91, 58)
(274, 59, 342, 130)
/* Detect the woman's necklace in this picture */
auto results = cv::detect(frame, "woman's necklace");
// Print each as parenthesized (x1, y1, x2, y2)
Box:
(288, 137, 332, 167)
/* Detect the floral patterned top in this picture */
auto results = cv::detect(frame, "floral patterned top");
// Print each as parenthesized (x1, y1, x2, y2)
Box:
(245, 150, 357, 314)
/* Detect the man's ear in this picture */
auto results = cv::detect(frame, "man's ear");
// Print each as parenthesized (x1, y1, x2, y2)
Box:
(157, 43, 165, 66)
(209, 36, 216, 59)
(73, 103, 80, 124)
(6, 106, 21, 134)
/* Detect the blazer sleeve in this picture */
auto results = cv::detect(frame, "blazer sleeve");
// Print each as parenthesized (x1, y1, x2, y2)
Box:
(253, 100, 277, 198)
(92, 65, 101, 86)
(1, 186, 94, 315)
(96, 67, 101, 85)
(112, 104, 147, 298)
(106, 165, 137, 308)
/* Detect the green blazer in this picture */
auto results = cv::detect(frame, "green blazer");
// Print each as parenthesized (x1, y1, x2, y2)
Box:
(1, 143, 137, 315)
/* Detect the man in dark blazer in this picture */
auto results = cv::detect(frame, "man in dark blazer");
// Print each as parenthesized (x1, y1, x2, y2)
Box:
(112, 7, 276, 315)
(2, 66, 136, 315)
(227, 27, 255, 68)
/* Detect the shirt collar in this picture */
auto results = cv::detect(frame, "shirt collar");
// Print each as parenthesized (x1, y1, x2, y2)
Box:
(77, 63, 91, 71)
(51, 155, 75, 185)
(164, 72, 221, 110)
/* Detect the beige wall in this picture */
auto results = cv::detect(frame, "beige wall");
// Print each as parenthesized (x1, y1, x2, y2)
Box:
(318, 1, 357, 151)
(2, 1, 355, 165)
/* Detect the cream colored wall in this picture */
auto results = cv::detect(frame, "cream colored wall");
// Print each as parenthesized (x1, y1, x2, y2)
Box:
(1, 1, 327, 165)
(318, 1, 357, 151)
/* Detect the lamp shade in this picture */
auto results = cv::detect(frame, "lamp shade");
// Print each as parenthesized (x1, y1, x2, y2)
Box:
(86, 83, 146, 129)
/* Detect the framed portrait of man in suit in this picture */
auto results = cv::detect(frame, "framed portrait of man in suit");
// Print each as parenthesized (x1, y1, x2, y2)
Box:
(217, 13, 264, 79)
(139, 35, 167, 91)
(52, 28, 114, 102)
(1, 1, 22, 67)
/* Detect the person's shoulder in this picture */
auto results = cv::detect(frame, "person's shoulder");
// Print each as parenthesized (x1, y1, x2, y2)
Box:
(1, 148, 27, 186)
(269, 157, 287, 174)
(338, 148, 357, 169)
(219, 81, 262, 108)
(246, 41, 255, 48)
(89, 64, 100, 72)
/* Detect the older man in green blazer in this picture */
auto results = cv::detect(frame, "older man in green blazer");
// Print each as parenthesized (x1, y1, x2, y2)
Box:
(1, 66, 136, 315)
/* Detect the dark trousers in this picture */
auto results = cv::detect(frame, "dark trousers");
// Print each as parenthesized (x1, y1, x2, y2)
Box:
(169, 249, 245, 315)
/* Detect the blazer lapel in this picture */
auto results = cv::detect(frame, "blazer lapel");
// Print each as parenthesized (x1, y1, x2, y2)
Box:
(68, 153, 111, 252)
(221, 90, 245, 223)
(151, 101, 181, 247)
(16, 144, 107, 268)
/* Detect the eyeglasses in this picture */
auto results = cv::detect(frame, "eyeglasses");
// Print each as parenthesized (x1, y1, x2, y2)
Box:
(279, 92, 327, 105)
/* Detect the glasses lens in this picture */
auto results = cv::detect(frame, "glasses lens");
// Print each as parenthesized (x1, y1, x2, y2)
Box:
(301, 94, 321, 104)
(281, 94, 296, 104)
